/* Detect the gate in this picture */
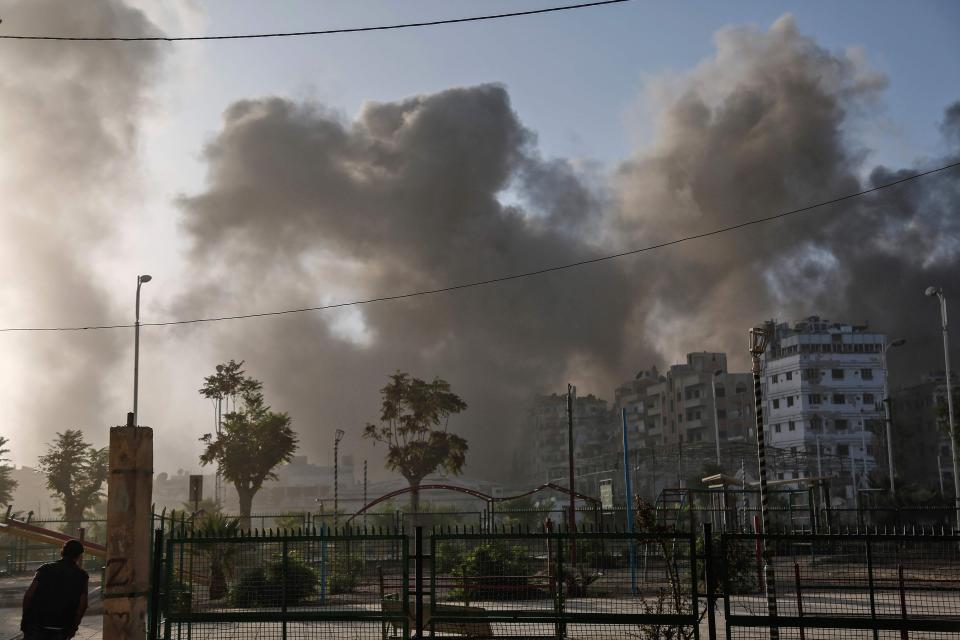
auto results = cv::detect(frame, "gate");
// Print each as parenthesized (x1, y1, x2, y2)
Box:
(151, 527, 408, 640)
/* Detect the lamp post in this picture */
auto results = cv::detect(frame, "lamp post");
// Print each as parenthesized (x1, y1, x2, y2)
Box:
(881, 338, 906, 497)
(711, 369, 724, 468)
(749, 326, 779, 639)
(334, 429, 345, 529)
(133, 274, 152, 427)
(925, 286, 960, 530)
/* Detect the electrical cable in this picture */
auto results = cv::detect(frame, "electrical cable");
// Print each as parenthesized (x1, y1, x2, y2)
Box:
(0, 1, 631, 42)
(0, 159, 957, 333)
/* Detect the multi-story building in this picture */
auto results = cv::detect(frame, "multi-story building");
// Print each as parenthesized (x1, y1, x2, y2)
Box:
(890, 372, 958, 495)
(528, 392, 615, 495)
(761, 316, 887, 498)
(614, 353, 754, 453)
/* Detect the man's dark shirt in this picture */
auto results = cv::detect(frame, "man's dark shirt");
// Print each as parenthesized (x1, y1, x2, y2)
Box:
(23, 559, 88, 631)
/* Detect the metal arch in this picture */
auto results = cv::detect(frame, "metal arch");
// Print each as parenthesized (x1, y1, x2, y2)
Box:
(343, 481, 600, 526)
(494, 482, 601, 505)
(343, 484, 494, 525)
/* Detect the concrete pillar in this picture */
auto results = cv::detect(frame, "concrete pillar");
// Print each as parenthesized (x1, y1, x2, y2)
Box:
(103, 421, 153, 640)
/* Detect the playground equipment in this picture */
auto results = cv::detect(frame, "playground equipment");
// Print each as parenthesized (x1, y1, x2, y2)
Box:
(0, 514, 106, 559)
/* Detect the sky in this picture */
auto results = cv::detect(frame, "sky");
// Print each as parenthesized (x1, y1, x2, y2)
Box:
(0, 0, 958, 481)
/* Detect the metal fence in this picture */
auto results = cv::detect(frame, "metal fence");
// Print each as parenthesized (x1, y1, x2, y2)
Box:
(721, 531, 960, 639)
(150, 525, 960, 639)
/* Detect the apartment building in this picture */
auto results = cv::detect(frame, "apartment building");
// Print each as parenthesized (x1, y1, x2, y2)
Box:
(890, 372, 958, 495)
(761, 316, 887, 497)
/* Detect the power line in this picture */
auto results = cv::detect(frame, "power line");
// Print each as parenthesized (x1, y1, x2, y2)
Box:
(0, 1, 631, 42)
(1, 159, 957, 333)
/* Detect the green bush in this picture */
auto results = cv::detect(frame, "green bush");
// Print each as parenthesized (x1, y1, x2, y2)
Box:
(267, 553, 318, 605)
(230, 553, 318, 607)
(457, 541, 542, 600)
(231, 568, 266, 608)
(328, 551, 363, 595)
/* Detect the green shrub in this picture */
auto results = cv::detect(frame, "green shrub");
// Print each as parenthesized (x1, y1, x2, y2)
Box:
(231, 568, 266, 608)
(458, 541, 542, 600)
(328, 551, 363, 595)
(267, 553, 317, 605)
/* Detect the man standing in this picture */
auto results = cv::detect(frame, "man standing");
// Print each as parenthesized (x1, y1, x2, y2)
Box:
(21, 540, 89, 640)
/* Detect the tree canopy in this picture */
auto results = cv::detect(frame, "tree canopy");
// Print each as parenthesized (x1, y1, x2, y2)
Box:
(199, 363, 297, 530)
(0, 437, 17, 506)
(363, 372, 468, 511)
(38, 430, 108, 533)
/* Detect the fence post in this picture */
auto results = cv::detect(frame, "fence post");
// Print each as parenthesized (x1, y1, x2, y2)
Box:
(703, 523, 717, 640)
(415, 526, 424, 639)
(898, 563, 908, 640)
(793, 563, 805, 640)
(148, 529, 163, 640)
(555, 528, 565, 640)
(281, 538, 288, 640)
(866, 538, 879, 640)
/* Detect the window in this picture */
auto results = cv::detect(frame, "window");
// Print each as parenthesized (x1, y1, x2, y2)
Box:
(832, 393, 845, 404)
(832, 369, 844, 380)
(772, 399, 780, 409)
(715, 386, 726, 398)
(735, 383, 747, 394)
(837, 444, 849, 456)
(803, 368, 819, 381)
(832, 333, 842, 343)
(717, 409, 726, 419)
(786, 371, 793, 381)
(772, 374, 779, 383)
(774, 423, 782, 433)
(835, 419, 848, 430)
(787, 396, 795, 407)
(863, 393, 875, 405)
(809, 393, 821, 404)
(861, 368, 874, 380)
(788, 421, 796, 431)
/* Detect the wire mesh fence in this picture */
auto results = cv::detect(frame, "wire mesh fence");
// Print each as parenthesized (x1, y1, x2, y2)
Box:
(158, 529, 407, 640)
(151, 525, 960, 639)
(722, 532, 960, 639)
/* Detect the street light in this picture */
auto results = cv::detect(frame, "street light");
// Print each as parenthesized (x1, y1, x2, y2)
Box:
(881, 338, 906, 496)
(334, 429, 345, 529)
(133, 274, 152, 427)
(925, 286, 960, 530)
(711, 369, 724, 468)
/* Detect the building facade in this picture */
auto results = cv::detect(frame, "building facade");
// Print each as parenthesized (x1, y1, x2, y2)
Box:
(890, 372, 958, 495)
(761, 316, 887, 498)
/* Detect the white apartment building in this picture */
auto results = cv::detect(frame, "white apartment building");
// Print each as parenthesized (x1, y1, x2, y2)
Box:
(762, 316, 887, 499)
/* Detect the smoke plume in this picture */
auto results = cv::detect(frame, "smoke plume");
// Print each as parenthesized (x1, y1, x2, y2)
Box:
(0, 0, 163, 461)
(177, 15, 959, 478)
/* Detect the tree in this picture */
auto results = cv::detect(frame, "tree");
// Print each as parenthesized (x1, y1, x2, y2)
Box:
(0, 437, 18, 506)
(199, 359, 263, 436)
(38, 430, 108, 534)
(363, 372, 468, 513)
(199, 368, 297, 531)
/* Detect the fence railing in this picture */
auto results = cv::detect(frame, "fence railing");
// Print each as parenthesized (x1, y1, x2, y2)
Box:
(150, 523, 960, 640)
(721, 531, 960, 639)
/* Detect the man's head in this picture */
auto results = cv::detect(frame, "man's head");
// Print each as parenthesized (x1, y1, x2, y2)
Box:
(61, 540, 84, 562)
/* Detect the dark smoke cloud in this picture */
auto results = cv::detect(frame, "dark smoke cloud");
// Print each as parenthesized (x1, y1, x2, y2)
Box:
(0, 0, 162, 461)
(179, 14, 958, 477)
(614, 15, 958, 380)
(177, 85, 641, 471)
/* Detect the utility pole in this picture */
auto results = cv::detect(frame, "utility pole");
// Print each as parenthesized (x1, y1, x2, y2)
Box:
(566, 384, 578, 578)
(749, 326, 779, 639)
(881, 339, 905, 496)
(925, 286, 960, 530)
(363, 459, 368, 527)
(334, 429, 345, 529)
(132, 274, 152, 427)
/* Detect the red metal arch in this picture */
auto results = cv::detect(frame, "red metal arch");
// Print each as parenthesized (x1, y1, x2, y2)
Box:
(343, 482, 600, 526)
